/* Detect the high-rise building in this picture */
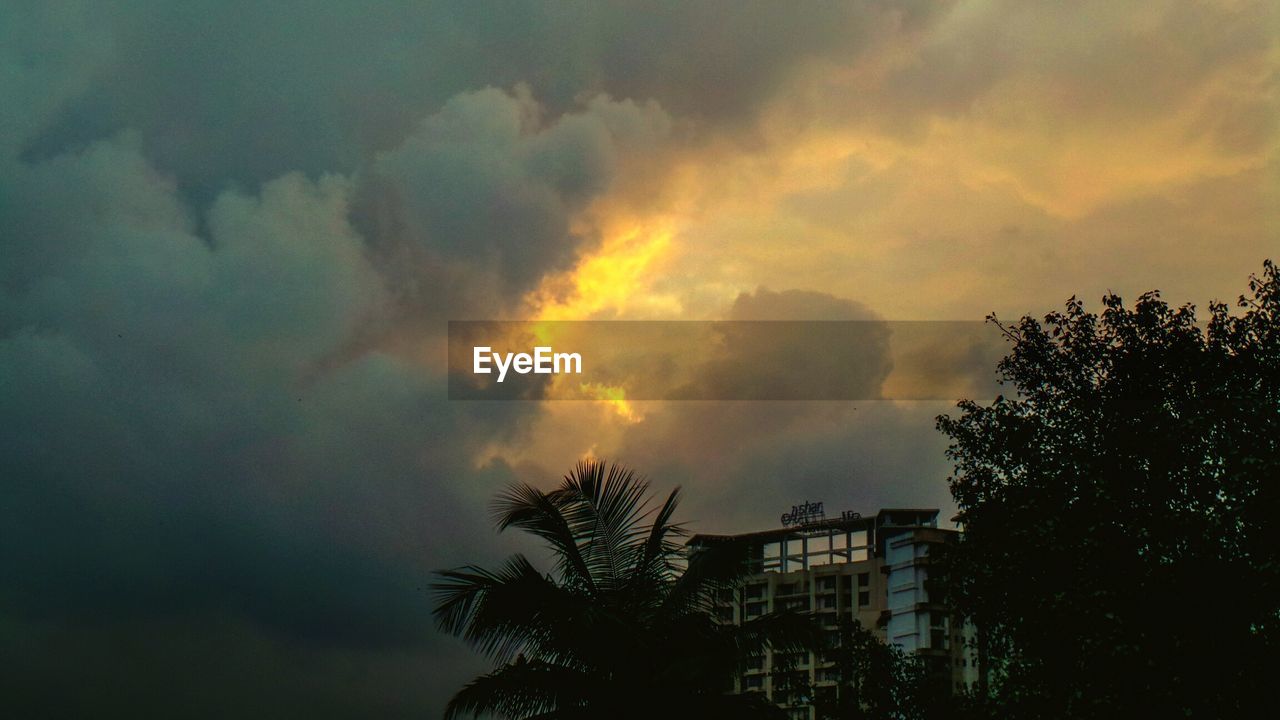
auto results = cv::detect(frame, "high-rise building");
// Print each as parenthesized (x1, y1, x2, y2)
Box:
(688, 506, 978, 719)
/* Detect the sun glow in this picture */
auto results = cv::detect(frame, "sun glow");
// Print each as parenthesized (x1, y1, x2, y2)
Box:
(577, 383, 645, 423)
(522, 217, 680, 421)
(529, 220, 680, 321)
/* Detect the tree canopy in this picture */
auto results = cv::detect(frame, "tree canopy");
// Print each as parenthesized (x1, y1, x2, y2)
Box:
(936, 261, 1279, 718)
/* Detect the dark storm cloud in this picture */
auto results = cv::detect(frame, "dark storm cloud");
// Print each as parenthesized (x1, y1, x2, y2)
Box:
(1, 614, 482, 719)
(0, 125, 533, 714)
(14, 0, 937, 198)
(361, 87, 672, 309)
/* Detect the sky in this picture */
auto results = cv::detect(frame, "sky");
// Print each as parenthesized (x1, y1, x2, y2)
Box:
(1, 1, 1276, 716)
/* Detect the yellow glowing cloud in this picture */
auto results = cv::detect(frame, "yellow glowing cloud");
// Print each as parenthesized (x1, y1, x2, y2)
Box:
(528, 216, 680, 321)
(576, 383, 645, 424)
(520, 212, 683, 421)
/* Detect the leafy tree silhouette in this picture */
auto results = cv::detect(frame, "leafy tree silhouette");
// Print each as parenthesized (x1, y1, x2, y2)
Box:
(806, 618, 937, 720)
(935, 261, 1280, 719)
(433, 460, 818, 719)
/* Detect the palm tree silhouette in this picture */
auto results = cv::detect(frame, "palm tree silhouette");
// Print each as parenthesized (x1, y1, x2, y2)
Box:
(433, 459, 817, 719)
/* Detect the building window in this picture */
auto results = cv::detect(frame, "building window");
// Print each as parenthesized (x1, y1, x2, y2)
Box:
(858, 572, 869, 587)
(857, 590, 870, 606)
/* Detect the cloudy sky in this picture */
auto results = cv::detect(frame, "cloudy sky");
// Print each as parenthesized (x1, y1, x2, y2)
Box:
(2, 1, 1276, 716)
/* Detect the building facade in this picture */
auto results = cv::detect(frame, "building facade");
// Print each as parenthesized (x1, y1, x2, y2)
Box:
(688, 507, 978, 719)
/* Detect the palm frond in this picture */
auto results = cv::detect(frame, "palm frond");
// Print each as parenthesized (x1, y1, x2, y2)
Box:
(493, 483, 596, 592)
(554, 460, 652, 593)
(433, 555, 586, 664)
(629, 486, 686, 592)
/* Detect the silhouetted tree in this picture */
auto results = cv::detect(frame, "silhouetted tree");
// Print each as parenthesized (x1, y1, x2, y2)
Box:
(935, 261, 1280, 719)
(810, 619, 937, 720)
(433, 460, 818, 719)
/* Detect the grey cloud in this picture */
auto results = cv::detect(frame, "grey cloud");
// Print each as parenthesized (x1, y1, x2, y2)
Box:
(361, 87, 672, 309)
(667, 289, 892, 400)
(2, 136, 383, 381)
(1, 614, 486, 719)
(726, 288, 882, 322)
(14, 0, 937, 198)
(0, 2, 112, 162)
(0, 131, 532, 716)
